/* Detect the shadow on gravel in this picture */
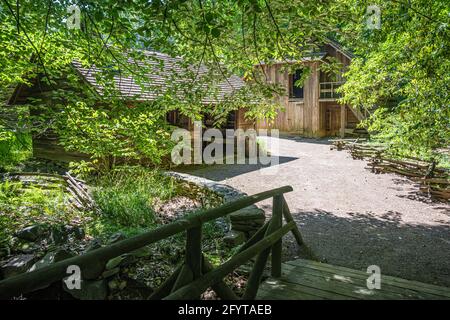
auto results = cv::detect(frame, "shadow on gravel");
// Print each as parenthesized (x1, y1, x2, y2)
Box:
(175, 156, 298, 181)
(278, 136, 333, 145)
(284, 208, 450, 287)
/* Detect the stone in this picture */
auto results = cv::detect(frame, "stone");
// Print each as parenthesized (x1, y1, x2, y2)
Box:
(230, 216, 264, 224)
(231, 224, 259, 232)
(107, 279, 126, 291)
(63, 279, 108, 300)
(67, 226, 85, 240)
(15, 240, 39, 254)
(119, 254, 137, 268)
(105, 255, 125, 270)
(119, 277, 153, 299)
(247, 229, 257, 238)
(223, 230, 246, 247)
(0, 245, 10, 259)
(232, 220, 265, 227)
(50, 226, 68, 245)
(1, 254, 36, 278)
(85, 239, 102, 252)
(101, 267, 120, 278)
(16, 225, 44, 242)
(108, 232, 126, 244)
(229, 207, 265, 221)
(129, 246, 152, 258)
(29, 249, 74, 272)
(108, 279, 119, 291)
(118, 280, 127, 290)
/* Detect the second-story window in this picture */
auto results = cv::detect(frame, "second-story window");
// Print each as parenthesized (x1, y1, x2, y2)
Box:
(289, 69, 304, 99)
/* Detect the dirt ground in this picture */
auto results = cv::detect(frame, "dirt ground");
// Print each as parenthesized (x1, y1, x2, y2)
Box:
(177, 136, 450, 287)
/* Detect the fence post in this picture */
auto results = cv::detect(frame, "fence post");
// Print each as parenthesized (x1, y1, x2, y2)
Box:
(271, 195, 283, 277)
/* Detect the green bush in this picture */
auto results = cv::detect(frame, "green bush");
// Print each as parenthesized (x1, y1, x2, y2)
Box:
(0, 131, 32, 170)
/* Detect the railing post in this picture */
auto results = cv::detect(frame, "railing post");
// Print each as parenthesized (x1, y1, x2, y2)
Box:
(201, 255, 239, 300)
(281, 196, 303, 246)
(242, 211, 279, 299)
(186, 226, 203, 279)
(271, 195, 283, 278)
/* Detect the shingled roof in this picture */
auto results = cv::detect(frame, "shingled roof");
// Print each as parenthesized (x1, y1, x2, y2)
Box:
(72, 50, 246, 104)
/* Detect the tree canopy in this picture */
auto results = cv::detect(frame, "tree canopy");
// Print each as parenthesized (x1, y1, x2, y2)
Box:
(339, 0, 449, 161)
(0, 0, 448, 164)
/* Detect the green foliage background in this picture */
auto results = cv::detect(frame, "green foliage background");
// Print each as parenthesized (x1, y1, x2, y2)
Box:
(0, 0, 448, 164)
(338, 0, 449, 161)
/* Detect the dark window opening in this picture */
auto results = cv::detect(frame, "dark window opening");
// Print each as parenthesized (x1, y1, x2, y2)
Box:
(289, 69, 304, 99)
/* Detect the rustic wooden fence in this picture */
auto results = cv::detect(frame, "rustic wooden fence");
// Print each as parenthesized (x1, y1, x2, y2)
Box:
(1, 172, 97, 211)
(0, 185, 302, 300)
(330, 140, 449, 202)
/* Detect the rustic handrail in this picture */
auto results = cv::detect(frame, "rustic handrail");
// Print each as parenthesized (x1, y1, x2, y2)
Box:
(0, 185, 301, 300)
(165, 222, 295, 300)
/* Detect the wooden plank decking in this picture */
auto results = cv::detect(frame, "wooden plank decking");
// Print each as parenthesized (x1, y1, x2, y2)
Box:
(256, 259, 450, 300)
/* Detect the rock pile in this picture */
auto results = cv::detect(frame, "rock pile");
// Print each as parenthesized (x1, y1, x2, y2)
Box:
(0, 228, 154, 300)
(166, 172, 267, 247)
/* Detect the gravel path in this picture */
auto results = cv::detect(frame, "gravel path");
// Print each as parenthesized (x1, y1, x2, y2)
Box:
(178, 136, 450, 287)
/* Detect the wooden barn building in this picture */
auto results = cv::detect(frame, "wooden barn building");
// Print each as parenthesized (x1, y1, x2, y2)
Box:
(256, 41, 364, 137)
(6, 42, 362, 162)
(6, 51, 253, 161)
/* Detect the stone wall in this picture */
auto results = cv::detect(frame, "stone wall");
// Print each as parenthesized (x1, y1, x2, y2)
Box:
(166, 172, 266, 246)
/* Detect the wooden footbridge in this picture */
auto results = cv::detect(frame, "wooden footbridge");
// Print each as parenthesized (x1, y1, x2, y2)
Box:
(1, 186, 449, 300)
(257, 259, 450, 300)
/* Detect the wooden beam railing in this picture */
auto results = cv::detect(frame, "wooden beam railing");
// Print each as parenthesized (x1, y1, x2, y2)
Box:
(0, 185, 303, 300)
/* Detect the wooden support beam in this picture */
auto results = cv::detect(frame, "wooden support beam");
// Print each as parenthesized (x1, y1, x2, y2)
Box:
(171, 264, 194, 293)
(202, 256, 239, 300)
(281, 196, 304, 246)
(271, 195, 283, 278)
(186, 226, 202, 279)
(0, 185, 294, 300)
(340, 104, 346, 138)
(164, 222, 295, 300)
(148, 264, 183, 300)
(242, 213, 280, 299)
(242, 249, 270, 300)
(237, 220, 270, 253)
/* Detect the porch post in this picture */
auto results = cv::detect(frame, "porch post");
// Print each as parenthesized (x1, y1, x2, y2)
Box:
(340, 104, 346, 138)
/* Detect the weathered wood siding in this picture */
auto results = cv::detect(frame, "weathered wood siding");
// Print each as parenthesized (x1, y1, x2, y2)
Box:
(9, 76, 91, 162)
(236, 108, 255, 131)
(254, 43, 358, 137)
(32, 131, 89, 162)
(255, 61, 324, 137)
(320, 102, 359, 136)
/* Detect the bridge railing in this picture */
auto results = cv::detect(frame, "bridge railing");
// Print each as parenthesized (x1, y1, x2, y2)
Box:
(0, 185, 302, 300)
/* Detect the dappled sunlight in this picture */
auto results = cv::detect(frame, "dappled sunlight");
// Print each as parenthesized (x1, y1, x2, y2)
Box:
(286, 208, 450, 287)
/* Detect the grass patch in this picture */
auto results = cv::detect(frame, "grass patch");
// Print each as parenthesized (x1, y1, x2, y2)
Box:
(0, 180, 89, 250)
(91, 166, 178, 232)
(0, 164, 240, 296)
